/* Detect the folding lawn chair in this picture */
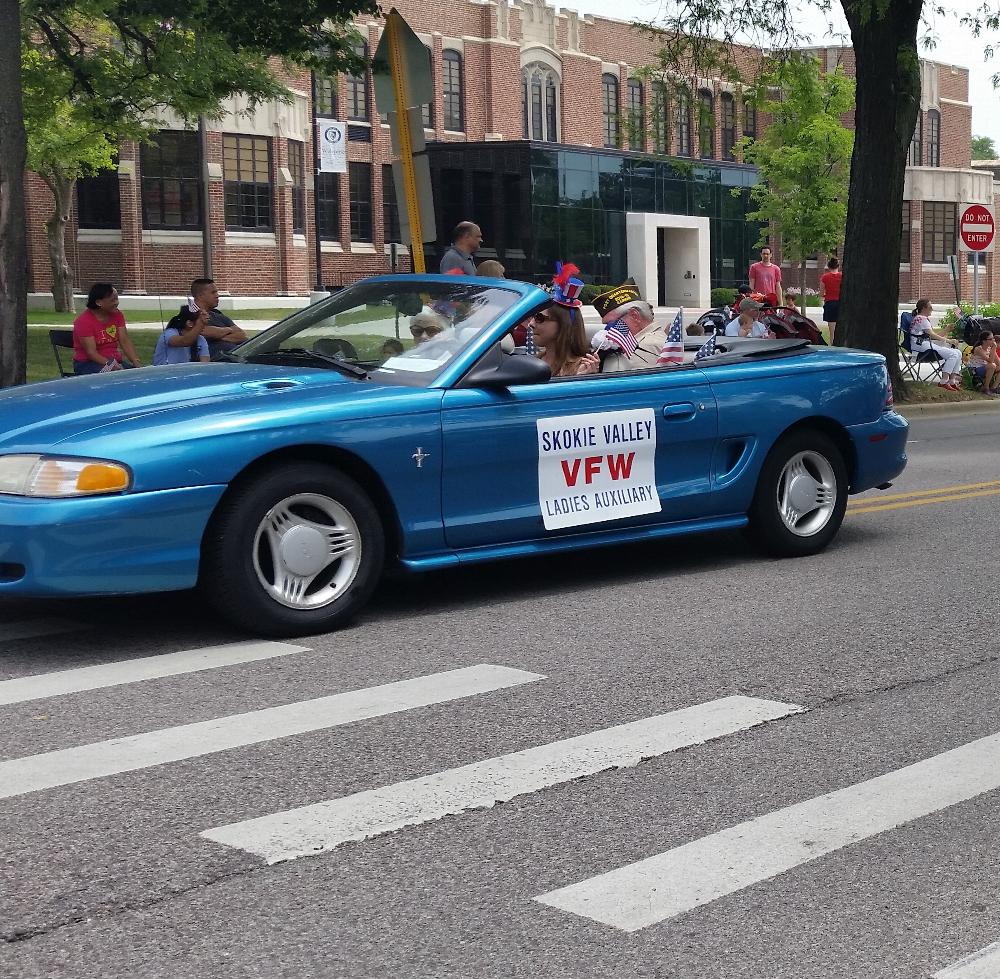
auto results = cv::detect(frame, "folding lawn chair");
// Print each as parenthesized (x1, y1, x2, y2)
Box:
(898, 313, 943, 384)
(49, 329, 75, 378)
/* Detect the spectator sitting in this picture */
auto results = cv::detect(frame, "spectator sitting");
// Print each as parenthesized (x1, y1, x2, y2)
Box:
(909, 298, 963, 390)
(153, 306, 211, 365)
(72, 283, 142, 374)
(686, 322, 705, 336)
(725, 299, 774, 338)
(968, 330, 1000, 395)
(476, 260, 506, 278)
(190, 278, 248, 359)
(381, 338, 405, 361)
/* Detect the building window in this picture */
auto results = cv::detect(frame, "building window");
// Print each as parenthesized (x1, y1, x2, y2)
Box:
(651, 82, 668, 154)
(677, 91, 692, 156)
(721, 93, 736, 161)
(442, 50, 464, 131)
(698, 89, 714, 159)
(382, 165, 401, 244)
(76, 169, 121, 229)
(140, 130, 201, 230)
(522, 63, 559, 142)
(743, 97, 757, 139)
(288, 140, 305, 235)
(602, 73, 619, 148)
(347, 40, 369, 122)
(316, 172, 340, 241)
(927, 109, 940, 167)
(223, 134, 272, 231)
(421, 46, 434, 128)
(314, 74, 336, 117)
(900, 202, 910, 264)
(909, 112, 922, 166)
(627, 79, 645, 151)
(922, 201, 955, 264)
(349, 162, 373, 242)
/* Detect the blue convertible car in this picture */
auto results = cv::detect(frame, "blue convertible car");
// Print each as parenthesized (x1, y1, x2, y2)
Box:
(0, 275, 906, 635)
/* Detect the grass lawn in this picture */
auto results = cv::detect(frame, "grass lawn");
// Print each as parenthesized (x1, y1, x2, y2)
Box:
(895, 380, 996, 404)
(27, 307, 299, 325)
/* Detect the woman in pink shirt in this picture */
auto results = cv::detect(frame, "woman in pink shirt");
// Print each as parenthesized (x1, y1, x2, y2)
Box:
(72, 283, 142, 375)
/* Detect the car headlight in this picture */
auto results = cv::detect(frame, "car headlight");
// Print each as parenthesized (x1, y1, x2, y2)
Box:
(0, 454, 131, 497)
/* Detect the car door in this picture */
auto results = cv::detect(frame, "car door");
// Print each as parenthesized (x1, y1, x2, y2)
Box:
(439, 367, 719, 550)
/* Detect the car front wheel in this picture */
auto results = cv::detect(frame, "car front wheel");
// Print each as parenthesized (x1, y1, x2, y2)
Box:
(201, 463, 385, 636)
(746, 429, 848, 557)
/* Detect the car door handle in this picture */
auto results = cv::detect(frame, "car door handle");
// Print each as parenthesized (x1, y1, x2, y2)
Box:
(662, 402, 698, 420)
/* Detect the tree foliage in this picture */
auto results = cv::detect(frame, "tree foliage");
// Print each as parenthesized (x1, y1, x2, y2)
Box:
(972, 134, 998, 159)
(737, 56, 854, 311)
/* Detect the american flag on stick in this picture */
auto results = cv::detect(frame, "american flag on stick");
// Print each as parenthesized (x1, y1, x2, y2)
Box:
(602, 319, 638, 358)
(656, 308, 684, 365)
(524, 325, 538, 356)
(694, 333, 718, 361)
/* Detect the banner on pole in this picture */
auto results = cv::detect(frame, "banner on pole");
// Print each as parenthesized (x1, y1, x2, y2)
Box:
(317, 119, 347, 173)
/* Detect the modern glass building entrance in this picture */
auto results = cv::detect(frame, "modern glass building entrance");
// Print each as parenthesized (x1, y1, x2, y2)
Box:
(424, 141, 763, 293)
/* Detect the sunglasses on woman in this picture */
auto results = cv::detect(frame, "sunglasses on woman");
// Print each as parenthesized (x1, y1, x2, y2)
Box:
(410, 325, 442, 337)
(533, 312, 553, 323)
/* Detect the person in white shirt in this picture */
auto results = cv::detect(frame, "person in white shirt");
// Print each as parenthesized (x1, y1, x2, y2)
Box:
(724, 299, 774, 338)
(909, 298, 963, 390)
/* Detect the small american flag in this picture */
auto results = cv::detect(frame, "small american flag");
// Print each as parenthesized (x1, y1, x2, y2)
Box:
(524, 325, 538, 356)
(656, 308, 684, 365)
(694, 333, 718, 361)
(603, 319, 638, 358)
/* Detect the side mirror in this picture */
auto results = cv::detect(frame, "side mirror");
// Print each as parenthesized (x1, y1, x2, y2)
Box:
(460, 347, 552, 389)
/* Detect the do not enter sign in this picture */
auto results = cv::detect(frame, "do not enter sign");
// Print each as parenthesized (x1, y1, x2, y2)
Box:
(960, 203, 996, 252)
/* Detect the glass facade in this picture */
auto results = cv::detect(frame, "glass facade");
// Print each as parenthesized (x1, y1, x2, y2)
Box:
(424, 141, 761, 290)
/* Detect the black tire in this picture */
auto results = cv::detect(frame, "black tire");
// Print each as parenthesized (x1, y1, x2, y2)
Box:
(201, 463, 385, 637)
(746, 428, 848, 557)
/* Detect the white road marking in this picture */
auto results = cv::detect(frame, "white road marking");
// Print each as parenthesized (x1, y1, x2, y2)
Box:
(0, 641, 310, 707)
(201, 696, 804, 865)
(933, 942, 1000, 978)
(0, 619, 89, 643)
(0, 664, 543, 800)
(535, 731, 1000, 932)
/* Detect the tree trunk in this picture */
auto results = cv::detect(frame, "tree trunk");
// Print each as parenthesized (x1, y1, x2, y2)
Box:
(837, 0, 923, 391)
(799, 260, 807, 317)
(0, 0, 28, 388)
(41, 172, 76, 312)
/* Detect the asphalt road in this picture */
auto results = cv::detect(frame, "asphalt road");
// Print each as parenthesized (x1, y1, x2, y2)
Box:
(2, 408, 1000, 979)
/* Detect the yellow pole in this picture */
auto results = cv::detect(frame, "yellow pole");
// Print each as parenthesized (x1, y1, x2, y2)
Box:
(386, 12, 425, 273)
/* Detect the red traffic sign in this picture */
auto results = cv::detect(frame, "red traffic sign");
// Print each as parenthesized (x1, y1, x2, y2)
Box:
(959, 203, 995, 252)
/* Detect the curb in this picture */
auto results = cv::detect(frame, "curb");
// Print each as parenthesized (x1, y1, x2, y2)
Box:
(895, 399, 1000, 418)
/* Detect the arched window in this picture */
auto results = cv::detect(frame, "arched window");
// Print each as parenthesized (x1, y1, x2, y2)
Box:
(909, 112, 922, 166)
(677, 91, 692, 157)
(651, 82, 668, 154)
(743, 97, 757, 139)
(602, 73, 619, 148)
(522, 63, 560, 142)
(927, 109, 940, 167)
(627, 79, 645, 151)
(698, 88, 714, 159)
(721, 92, 736, 160)
(346, 40, 369, 121)
(442, 50, 464, 131)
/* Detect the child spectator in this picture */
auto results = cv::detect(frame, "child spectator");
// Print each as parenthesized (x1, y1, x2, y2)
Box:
(72, 283, 142, 374)
(153, 306, 211, 365)
(686, 322, 705, 336)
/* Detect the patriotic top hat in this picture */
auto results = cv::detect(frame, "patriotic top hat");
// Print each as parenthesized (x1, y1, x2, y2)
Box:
(551, 261, 584, 309)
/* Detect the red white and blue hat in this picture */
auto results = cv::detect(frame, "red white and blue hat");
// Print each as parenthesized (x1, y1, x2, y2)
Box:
(551, 261, 584, 309)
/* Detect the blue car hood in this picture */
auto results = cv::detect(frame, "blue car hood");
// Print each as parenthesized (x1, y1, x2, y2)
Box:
(0, 364, 402, 449)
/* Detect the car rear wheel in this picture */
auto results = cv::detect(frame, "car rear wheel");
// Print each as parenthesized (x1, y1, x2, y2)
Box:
(201, 463, 385, 636)
(746, 429, 847, 557)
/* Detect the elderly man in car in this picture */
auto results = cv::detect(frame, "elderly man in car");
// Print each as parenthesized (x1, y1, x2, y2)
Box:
(591, 281, 668, 372)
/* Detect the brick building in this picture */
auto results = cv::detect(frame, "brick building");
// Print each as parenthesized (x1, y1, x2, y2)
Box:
(23, 0, 997, 306)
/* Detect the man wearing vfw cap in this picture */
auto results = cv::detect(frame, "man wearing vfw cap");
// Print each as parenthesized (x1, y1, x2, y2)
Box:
(592, 280, 668, 373)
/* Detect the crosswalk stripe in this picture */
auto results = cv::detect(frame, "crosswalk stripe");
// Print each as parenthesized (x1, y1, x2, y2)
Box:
(0, 641, 310, 707)
(933, 942, 1000, 978)
(534, 731, 1000, 932)
(201, 696, 805, 865)
(0, 664, 543, 800)
(0, 619, 89, 643)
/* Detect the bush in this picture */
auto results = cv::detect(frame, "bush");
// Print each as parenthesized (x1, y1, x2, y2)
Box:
(940, 301, 1000, 340)
(579, 283, 616, 305)
(711, 288, 737, 308)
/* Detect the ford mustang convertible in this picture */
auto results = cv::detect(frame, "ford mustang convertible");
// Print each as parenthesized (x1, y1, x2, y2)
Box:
(0, 276, 906, 636)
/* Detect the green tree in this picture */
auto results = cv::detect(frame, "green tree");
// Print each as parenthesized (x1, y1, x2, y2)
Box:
(972, 134, 998, 159)
(737, 56, 854, 319)
(1, 0, 377, 387)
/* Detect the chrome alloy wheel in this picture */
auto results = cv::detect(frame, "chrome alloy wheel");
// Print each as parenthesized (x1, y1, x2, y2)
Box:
(251, 493, 361, 609)
(775, 450, 838, 537)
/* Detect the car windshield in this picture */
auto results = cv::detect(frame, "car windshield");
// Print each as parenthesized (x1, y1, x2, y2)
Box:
(233, 279, 522, 385)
